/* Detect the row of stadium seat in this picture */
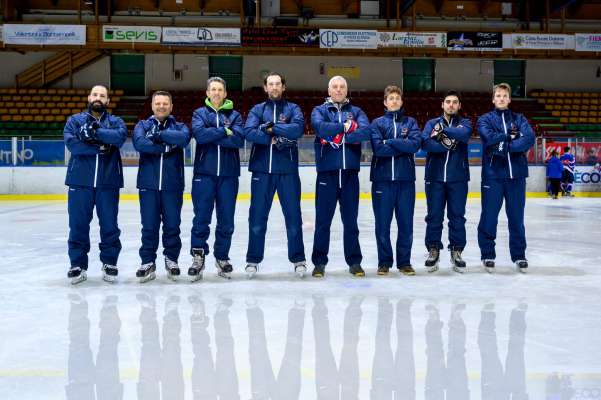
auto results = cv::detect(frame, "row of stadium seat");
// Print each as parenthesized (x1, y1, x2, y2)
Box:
(530, 91, 601, 98)
(0, 88, 124, 96)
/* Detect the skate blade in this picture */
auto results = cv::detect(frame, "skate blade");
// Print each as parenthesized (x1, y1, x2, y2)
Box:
(485, 267, 495, 273)
(218, 271, 232, 280)
(452, 265, 466, 274)
(70, 272, 87, 285)
(246, 270, 256, 279)
(426, 264, 439, 273)
(166, 273, 178, 282)
(295, 267, 307, 278)
(517, 266, 528, 274)
(102, 274, 117, 283)
(190, 274, 203, 282)
(139, 272, 156, 283)
(377, 271, 389, 276)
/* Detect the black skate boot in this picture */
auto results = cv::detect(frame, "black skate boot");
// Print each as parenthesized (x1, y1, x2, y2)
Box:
(294, 261, 307, 278)
(349, 264, 365, 277)
(188, 248, 205, 282)
(136, 262, 156, 283)
(425, 247, 440, 273)
(165, 258, 180, 281)
(312, 264, 325, 278)
(450, 249, 467, 274)
(68, 266, 87, 285)
(482, 259, 495, 273)
(216, 259, 233, 280)
(515, 259, 528, 274)
(102, 264, 118, 283)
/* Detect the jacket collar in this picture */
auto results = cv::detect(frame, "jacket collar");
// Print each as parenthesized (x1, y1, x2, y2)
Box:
(384, 108, 404, 120)
(149, 114, 176, 126)
(325, 97, 350, 111)
(205, 98, 234, 112)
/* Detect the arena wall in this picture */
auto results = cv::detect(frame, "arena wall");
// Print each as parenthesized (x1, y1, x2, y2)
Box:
(0, 166, 550, 195)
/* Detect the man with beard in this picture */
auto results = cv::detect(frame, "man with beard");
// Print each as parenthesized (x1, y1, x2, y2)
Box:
(310, 76, 371, 278)
(243, 72, 306, 279)
(63, 85, 128, 284)
(132, 91, 191, 283)
(189, 77, 244, 281)
(477, 83, 535, 273)
(421, 91, 472, 274)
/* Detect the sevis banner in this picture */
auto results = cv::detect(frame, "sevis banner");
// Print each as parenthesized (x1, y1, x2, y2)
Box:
(102, 26, 161, 43)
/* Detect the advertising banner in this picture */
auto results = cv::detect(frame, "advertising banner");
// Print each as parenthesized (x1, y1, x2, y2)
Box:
(575, 33, 601, 52)
(510, 34, 573, 50)
(162, 27, 241, 46)
(242, 27, 319, 47)
(447, 31, 502, 51)
(319, 29, 378, 49)
(3, 24, 86, 45)
(378, 31, 446, 48)
(102, 25, 161, 43)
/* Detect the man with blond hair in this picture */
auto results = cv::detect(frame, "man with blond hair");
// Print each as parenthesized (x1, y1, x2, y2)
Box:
(477, 83, 535, 273)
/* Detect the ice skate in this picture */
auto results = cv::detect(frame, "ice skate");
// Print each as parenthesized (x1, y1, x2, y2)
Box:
(136, 262, 156, 283)
(165, 258, 180, 281)
(188, 248, 205, 282)
(68, 266, 87, 285)
(102, 264, 118, 283)
(216, 259, 233, 280)
(425, 247, 440, 273)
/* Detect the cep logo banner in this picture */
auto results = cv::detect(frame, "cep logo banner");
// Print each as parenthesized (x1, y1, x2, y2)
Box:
(162, 27, 241, 46)
(3, 24, 86, 45)
(319, 29, 378, 49)
(103, 26, 161, 43)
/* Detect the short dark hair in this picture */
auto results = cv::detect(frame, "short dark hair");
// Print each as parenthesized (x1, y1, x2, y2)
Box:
(263, 72, 286, 86)
(152, 90, 172, 102)
(443, 90, 461, 103)
(564, 146, 571, 152)
(551, 150, 558, 157)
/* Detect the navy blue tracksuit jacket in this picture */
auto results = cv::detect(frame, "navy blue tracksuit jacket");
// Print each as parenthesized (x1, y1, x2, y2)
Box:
(133, 115, 191, 264)
(310, 99, 371, 268)
(421, 115, 472, 252)
(477, 108, 535, 262)
(369, 109, 421, 268)
(64, 111, 127, 269)
(243, 98, 306, 265)
(191, 99, 244, 260)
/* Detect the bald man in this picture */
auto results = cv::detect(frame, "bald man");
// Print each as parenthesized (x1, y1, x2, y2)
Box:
(310, 76, 371, 277)
(63, 85, 128, 284)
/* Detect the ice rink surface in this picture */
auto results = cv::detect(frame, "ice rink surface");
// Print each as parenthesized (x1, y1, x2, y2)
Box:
(1, 196, 600, 399)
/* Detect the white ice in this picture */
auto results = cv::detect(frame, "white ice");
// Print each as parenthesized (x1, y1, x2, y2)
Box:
(0, 197, 600, 399)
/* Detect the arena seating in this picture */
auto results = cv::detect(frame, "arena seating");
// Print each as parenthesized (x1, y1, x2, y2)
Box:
(0, 88, 123, 138)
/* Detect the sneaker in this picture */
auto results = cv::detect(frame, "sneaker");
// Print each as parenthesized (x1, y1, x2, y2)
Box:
(188, 248, 205, 282)
(312, 264, 325, 278)
(482, 259, 495, 273)
(294, 261, 307, 278)
(216, 259, 233, 280)
(136, 262, 156, 283)
(377, 265, 390, 276)
(349, 264, 365, 277)
(67, 266, 87, 285)
(165, 258, 180, 281)
(450, 249, 466, 273)
(399, 265, 416, 276)
(102, 264, 118, 283)
(425, 247, 440, 273)
(245, 263, 258, 279)
(515, 259, 528, 274)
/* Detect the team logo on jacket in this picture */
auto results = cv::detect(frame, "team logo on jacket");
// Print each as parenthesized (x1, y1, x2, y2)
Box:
(402, 127, 408, 134)
(278, 113, 287, 123)
(345, 113, 354, 121)
(222, 117, 231, 128)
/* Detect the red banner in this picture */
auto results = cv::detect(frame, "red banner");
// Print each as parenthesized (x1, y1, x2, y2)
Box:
(544, 141, 601, 165)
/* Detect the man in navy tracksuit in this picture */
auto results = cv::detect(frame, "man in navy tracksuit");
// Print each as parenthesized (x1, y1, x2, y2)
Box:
(311, 76, 372, 277)
(421, 90, 472, 274)
(369, 85, 421, 276)
(477, 83, 535, 273)
(243, 72, 307, 278)
(63, 85, 127, 284)
(132, 91, 191, 283)
(190, 77, 244, 280)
